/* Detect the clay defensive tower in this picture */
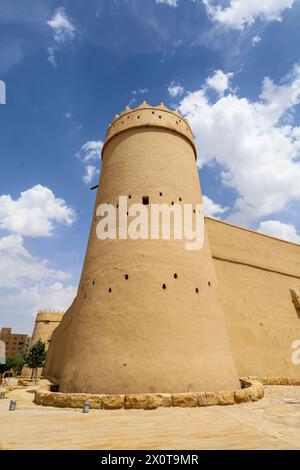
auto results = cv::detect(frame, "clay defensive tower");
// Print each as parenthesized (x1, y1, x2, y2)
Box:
(30, 311, 64, 350)
(21, 311, 64, 378)
(45, 102, 240, 394)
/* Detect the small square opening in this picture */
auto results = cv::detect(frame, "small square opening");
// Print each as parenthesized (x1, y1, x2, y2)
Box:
(142, 196, 149, 205)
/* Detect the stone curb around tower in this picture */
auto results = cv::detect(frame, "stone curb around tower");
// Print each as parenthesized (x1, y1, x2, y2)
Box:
(245, 376, 300, 386)
(34, 378, 264, 410)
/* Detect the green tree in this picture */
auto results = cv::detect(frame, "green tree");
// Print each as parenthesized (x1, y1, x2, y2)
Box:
(0, 357, 18, 384)
(15, 348, 29, 375)
(27, 340, 47, 383)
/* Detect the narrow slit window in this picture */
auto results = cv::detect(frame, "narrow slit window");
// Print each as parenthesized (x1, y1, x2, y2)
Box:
(142, 196, 149, 205)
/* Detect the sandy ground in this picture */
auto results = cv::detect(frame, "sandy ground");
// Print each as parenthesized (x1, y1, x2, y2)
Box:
(0, 381, 300, 450)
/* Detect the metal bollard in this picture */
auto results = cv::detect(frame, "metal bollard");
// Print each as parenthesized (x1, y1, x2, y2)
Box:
(0, 392, 5, 399)
(82, 400, 90, 413)
(9, 400, 16, 411)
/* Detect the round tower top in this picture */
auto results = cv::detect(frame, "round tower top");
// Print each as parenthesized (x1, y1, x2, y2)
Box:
(35, 311, 64, 323)
(102, 102, 197, 160)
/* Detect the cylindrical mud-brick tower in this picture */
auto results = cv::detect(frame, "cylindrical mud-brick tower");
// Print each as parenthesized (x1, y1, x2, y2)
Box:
(30, 311, 64, 349)
(22, 311, 64, 378)
(47, 102, 240, 394)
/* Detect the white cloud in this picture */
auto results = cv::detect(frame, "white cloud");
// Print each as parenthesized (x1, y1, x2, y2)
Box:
(0, 185, 76, 237)
(156, 0, 178, 6)
(47, 7, 75, 67)
(47, 47, 57, 67)
(252, 35, 262, 45)
(47, 7, 76, 43)
(179, 63, 300, 226)
(132, 88, 148, 95)
(203, 0, 294, 30)
(83, 165, 99, 185)
(77, 140, 103, 162)
(203, 195, 229, 218)
(0, 281, 76, 318)
(77, 141, 103, 185)
(0, 234, 71, 289)
(17, 282, 76, 316)
(206, 69, 233, 95)
(168, 81, 185, 98)
(65, 112, 72, 119)
(258, 220, 300, 243)
(129, 89, 148, 107)
(0, 183, 77, 321)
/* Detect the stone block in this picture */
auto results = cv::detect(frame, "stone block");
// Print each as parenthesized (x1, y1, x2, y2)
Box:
(291, 378, 300, 386)
(172, 393, 198, 407)
(86, 394, 102, 409)
(124, 394, 148, 409)
(205, 391, 218, 406)
(40, 392, 55, 407)
(143, 394, 172, 410)
(53, 392, 68, 408)
(234, 389, 250, 404)
(198, 392, 207, 406)
(256, 386, 264, 400)
(67, 394, 87, 408)
(247, 387, 259, 402)
(101, 394, 125, 410)
(217, 391, 235, 405)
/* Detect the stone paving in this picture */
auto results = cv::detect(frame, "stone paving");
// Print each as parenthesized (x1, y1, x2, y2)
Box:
(0, 384, 300, 450)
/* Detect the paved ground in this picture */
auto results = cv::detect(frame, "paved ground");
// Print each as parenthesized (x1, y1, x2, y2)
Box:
(0, 383, 300, 450)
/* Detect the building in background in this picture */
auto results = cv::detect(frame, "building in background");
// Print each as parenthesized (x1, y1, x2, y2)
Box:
(0, 328, 29, 359)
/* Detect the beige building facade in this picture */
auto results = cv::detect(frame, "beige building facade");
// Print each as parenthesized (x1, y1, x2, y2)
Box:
(44, 102, 300, 394)
(0, 328, 29, 359)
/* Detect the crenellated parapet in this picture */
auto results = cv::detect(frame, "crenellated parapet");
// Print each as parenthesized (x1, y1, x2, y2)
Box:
(35, 311, 64, 323)
(103, 101, 197, 159)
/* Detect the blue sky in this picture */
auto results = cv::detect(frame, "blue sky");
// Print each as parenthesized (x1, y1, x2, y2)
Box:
(1, 0, 300, 333)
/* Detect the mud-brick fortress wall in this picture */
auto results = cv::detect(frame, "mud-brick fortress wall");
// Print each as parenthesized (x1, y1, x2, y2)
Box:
(43, 306, 73, 381)
(207, 217, 300, 380)
(44, 103, 240, 395)
(21, 311, 64, 378)
(30, 311, 64, 350)
(44, 102, 300, 391)
(46, 218, 300, 385)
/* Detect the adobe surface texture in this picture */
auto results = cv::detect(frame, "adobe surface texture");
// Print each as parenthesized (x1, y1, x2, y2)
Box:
(45, 103, 240, 395)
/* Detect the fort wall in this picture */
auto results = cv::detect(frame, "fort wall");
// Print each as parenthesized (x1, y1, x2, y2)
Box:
(207, 217, 300, 379)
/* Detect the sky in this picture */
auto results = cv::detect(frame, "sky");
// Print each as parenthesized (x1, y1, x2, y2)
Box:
(1, 0, 300, 334)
